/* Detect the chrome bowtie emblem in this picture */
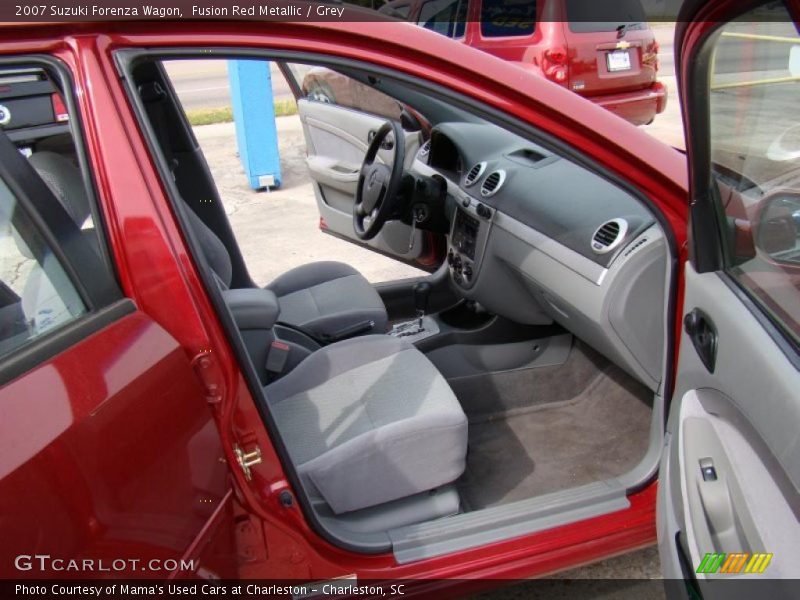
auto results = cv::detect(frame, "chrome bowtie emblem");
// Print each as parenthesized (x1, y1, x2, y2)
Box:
(369, 171, 378, 186)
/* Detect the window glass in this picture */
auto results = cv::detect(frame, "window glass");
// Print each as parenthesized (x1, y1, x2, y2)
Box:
(0, 176, 86, 356)
(708, 3, 800, 346)
(480, 0, 535, 38)
(290, 64, 403, 121)
(419, 0, 468, 39)
(566, 0, 646, 33)
(378, 1, 411, 19)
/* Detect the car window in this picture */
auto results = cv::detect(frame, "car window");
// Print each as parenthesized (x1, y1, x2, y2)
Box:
(0, 66, 111, 280)
(418, 0, 468, 39)
(480, 0, 536, 38)
(566, 0, 646, 33)
(0, 62, 123, 376)
(288, 64, 403, 121)
(707, 2, 800, 347)
(0, 176, 86, 356)
(379, 1, 411, 19)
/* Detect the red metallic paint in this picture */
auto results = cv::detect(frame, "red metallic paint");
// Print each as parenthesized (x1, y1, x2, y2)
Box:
(0, 312, 235, 579)
(0, 17, 689, 583)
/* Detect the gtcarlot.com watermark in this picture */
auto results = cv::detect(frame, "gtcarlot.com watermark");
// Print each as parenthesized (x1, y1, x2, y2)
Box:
(14, 554, 197, 573)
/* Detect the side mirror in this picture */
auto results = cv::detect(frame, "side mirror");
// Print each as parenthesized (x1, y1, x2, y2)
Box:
(757, 195, 800, 260)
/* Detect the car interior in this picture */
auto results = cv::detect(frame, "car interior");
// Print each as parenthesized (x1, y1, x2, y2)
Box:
(5, 57, 674, 561)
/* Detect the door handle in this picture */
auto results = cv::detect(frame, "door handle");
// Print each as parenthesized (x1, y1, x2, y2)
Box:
(684, 308, 718, 373)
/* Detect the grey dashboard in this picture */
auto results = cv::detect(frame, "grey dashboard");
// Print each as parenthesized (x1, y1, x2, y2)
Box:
(412, 122, 670, 392)
(428, 122, 654, 269)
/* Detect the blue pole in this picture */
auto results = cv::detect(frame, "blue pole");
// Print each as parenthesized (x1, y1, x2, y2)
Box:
(228, 59, 282, 190)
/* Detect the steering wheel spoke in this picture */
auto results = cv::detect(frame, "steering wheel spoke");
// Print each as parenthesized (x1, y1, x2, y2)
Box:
(353, 120, 406, 241)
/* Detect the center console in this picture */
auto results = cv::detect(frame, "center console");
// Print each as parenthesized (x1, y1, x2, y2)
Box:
(447, 195, 492, 289)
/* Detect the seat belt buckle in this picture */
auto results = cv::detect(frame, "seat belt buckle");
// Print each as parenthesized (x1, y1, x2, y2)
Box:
(266, 340, 291, 375)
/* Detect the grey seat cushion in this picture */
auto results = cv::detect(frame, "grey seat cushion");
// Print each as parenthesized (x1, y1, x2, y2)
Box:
(265, 335, 467, 514)
(266, 261, 388, 338)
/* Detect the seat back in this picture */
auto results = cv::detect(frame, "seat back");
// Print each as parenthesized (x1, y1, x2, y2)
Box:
(179, 198, 233, 289)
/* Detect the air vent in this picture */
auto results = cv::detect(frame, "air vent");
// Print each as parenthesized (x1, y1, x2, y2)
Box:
(591, 218, 629, 254)
(464, 162, 486, 187)
(480, 170, 506, 197)
(419, 140, 431, 157)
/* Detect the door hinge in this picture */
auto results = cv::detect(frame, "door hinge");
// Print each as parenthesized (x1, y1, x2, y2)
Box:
(191, 349, 225, 405)
(234, 444, 262, 480)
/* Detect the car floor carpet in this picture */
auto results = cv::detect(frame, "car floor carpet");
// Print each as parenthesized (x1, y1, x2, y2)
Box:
(454, 343, 654, 511)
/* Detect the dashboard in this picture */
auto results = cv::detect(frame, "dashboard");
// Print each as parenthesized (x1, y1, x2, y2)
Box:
(412, 122, 669, 392)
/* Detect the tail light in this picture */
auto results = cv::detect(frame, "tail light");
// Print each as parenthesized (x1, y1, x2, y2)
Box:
(542, 46, 569, 85)
(643, 40, 660, 71)
(51, 93, 69, 123)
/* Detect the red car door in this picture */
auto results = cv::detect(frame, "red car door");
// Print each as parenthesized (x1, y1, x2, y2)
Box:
(658, 0, 800, 590)
(0, 61, 235, 580)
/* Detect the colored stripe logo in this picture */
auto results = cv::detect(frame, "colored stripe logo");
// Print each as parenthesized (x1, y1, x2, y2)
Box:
(696, 552, 773, 574)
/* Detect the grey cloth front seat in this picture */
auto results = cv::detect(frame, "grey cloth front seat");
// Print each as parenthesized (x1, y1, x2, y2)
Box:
(265, 335, 468, 514)
(181, 201, 389, 340)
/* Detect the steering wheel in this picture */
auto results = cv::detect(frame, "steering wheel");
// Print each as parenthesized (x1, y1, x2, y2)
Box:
(354, 120, 406, 240)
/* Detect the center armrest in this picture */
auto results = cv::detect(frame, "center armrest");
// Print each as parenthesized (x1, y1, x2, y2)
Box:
(223, 288, 280, 331)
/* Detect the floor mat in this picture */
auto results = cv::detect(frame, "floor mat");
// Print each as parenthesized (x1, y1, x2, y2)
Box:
(456, 349, 653, 510)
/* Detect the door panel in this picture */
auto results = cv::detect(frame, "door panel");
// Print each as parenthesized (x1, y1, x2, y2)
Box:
(0, 99, 235, 578)
(297, 98, 427, 262)
(661, 0, 800, 586)
(0, 308, 236, 579)
(659, 265, 800, 581)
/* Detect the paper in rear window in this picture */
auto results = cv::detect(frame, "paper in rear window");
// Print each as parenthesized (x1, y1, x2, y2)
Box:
(480, 0, 536, 38)
(566, 0, 646, 32)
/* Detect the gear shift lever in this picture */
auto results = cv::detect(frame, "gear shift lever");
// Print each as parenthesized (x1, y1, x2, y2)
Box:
(413, 282, 432, 326)
(389, 282, 433, 338)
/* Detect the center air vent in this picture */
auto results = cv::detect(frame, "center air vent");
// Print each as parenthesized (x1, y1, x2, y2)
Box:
(591, 218, 629, 254)
(464, 162, 486, 187)
(419, 140, 431, 157)
(480, 170, 506, 197)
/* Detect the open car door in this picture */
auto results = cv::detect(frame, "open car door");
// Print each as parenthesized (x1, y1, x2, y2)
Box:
(659, 0, 800, 593)
(279, 62, 443, 271)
